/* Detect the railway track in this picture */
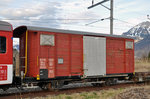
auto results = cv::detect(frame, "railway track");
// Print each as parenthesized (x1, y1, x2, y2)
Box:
(0, 80, 149, 99)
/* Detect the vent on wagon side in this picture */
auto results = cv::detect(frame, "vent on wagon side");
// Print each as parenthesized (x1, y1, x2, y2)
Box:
(126, 41, 133, 49)
(40, 34, 55, 46)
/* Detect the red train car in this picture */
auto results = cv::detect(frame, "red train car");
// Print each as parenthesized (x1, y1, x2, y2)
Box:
(13, 26, 134, 83)
(0, 21, 13, 85)
(14, 26, 83, 80)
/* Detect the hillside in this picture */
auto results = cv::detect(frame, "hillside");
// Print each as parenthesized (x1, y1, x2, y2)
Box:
(123, 21, 150, 58)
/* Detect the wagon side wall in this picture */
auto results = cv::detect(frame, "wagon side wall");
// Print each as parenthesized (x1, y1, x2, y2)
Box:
(24, 29, 134, 79)
(106, 37, 134, 74)
(27, 31, 83, 79)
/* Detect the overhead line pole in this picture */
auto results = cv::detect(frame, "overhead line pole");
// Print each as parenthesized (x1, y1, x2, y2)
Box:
(110, 0, 113, 35)
(88, 0, 113, 35)
(88, 0, 109, 9)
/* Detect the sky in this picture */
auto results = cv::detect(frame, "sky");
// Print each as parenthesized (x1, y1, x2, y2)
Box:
(1, 0, 150, 37)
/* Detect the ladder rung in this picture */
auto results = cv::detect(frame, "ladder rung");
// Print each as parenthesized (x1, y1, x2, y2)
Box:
(20, 57, 26, 58)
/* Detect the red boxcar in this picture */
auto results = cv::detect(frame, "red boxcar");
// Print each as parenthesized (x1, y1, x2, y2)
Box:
(13, 26, 134, 80)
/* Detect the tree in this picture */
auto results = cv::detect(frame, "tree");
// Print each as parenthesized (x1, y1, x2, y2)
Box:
(148, 51, 150, 61)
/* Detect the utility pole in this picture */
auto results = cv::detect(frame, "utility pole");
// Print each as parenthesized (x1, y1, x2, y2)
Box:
(88, 0, 113, 35)
(110, 0, 113, 35)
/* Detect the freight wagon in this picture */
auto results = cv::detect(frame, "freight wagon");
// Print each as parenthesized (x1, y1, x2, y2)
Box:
(0, 20, 135, 90)
(12, 25, 134, 89)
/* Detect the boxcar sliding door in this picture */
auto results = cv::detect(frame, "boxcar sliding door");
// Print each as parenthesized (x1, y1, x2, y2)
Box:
(83, 36, 106, 77)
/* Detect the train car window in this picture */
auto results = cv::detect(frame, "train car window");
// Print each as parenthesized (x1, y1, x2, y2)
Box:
(58, 58, 64, 64)
(126, 41, 133, 49)
(40, 34, 55, 46)
(0, 36, 6, 53)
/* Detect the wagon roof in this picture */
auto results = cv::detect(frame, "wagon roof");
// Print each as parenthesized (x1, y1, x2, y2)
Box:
(0, 21, 12, 31)
(13, 25, 133, 39)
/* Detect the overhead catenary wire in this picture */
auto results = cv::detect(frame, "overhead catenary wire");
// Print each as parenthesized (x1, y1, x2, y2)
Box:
(2, 16, 134, 34)
(85, 17, 136, 26)
(1, 18, 103, 21)
(1, 0, 144, 36)
(85, 17, 110, 26)
(114, 18, 136, 25)
(3, 17, 133, 31)
(8, 20, 129, 32)
(1, 17, 136, 26)
(87, 0, 113, 34)
(2, 16, 134, 28)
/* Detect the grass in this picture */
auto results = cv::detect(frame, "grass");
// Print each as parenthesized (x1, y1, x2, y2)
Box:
(135, 59, 150, 72)
(24, 88, 126, 99)
(25, 85, 150, 99)
(23, 60, 150, 99)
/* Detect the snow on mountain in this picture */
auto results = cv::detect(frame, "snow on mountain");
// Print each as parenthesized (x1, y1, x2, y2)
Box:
(123, 21, 150, 58)
(123, 21, 150, 36)
(123, 21, 150, 40)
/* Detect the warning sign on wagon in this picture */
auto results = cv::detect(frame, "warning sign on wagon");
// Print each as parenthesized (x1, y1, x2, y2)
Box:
(0, 66, 7, 81)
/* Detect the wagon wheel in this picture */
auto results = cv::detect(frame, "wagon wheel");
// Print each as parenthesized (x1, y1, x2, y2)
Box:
(105, 78, 118, 86)
(2, 86, 9, 91)
(38, 83, 46, 90)
(105, 79, 112, 86)
(46, 83, 54, 91)
(38, 83, 52, 90)
(51, 81, 64, 90)
(16, 85, 24, 90)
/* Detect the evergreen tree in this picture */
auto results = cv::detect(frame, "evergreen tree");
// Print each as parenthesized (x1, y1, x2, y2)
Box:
(148, 51, 150, 61)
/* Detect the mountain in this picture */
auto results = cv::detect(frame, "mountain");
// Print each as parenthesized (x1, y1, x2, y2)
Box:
(13, 44, 19, 51)
(123, 21, 150, 58)
(123, 21, 150, 41)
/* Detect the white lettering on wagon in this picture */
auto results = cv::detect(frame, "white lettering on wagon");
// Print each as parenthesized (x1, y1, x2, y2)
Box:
(48, 58, 54, 67)
(40, 58, 47, 69)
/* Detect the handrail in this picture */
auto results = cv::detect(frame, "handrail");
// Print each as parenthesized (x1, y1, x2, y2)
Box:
(24, 30, 28, 77)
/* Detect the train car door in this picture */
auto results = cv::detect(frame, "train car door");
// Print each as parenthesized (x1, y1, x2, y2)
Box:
(83, 36, 106, 77)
